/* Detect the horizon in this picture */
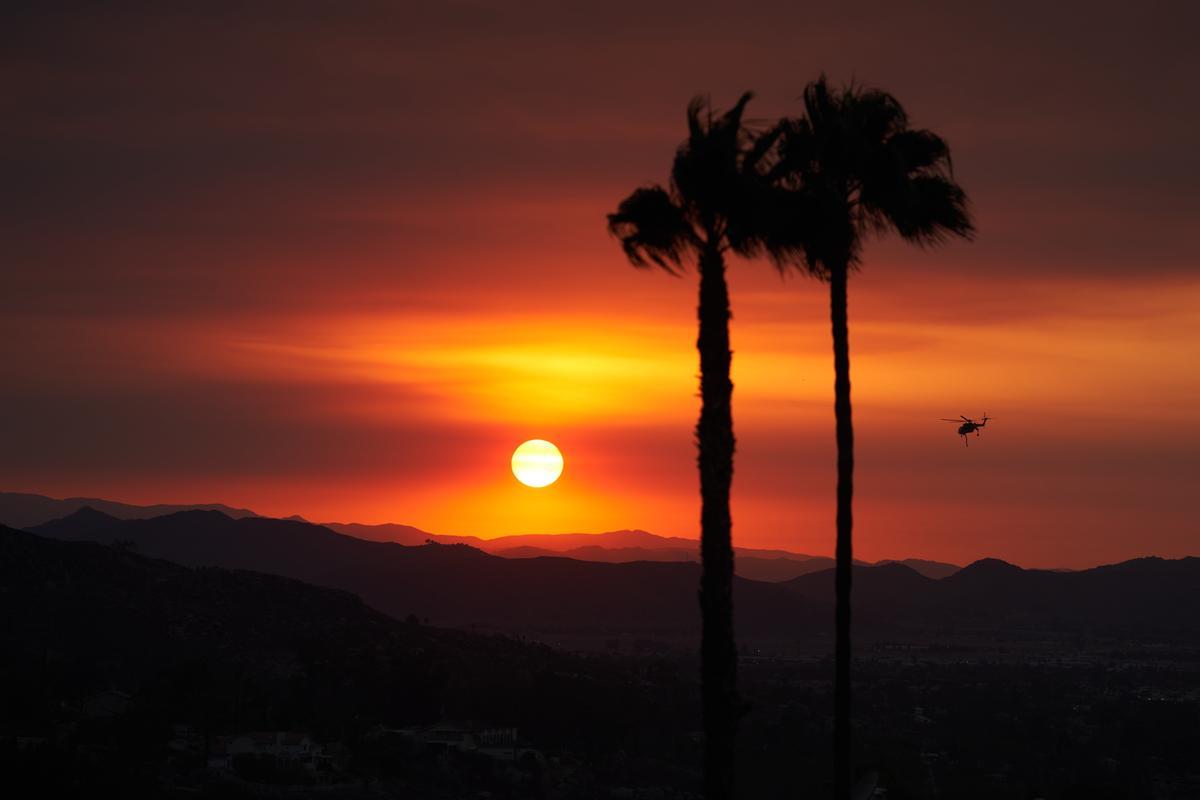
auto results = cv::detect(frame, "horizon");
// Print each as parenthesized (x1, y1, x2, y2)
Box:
(4, 487, 1193, 572)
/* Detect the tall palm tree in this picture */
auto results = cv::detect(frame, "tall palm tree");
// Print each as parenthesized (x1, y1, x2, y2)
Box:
(771, 76, 974, 800)
(607, 93, 771, 800)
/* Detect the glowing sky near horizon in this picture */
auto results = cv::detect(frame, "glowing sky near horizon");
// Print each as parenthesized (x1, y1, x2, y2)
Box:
(3, 1, 1199, 568)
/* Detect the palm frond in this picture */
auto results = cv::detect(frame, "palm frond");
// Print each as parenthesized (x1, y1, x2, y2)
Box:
(745, 122, 786, 179)
(802, 75, 836, 132)
(877, 175, 975, 245)
(851, 88, 908, 142)
(606, 186, 695, 273)
(753, 185, 823, 275)
(671, 92, 756, 240)
(686, 95, 708, 143)
(885, 129, 951, 173)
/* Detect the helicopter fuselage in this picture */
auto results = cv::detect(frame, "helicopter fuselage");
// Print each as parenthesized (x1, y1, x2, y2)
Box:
(957, 422, 979, 435)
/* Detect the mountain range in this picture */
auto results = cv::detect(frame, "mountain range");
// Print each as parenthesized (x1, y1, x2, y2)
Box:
(0, 490, 257, 528)
(25, 505, 1200, 642)
(29, 508, 809, 635)
(0, 491, 958, 580)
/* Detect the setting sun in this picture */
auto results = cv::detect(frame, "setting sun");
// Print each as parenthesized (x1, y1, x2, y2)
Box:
(511, 439, 564, 488)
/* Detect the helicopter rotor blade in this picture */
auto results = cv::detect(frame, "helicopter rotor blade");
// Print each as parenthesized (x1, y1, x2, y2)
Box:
(960, 415, 971, 422)
(939, 419, 963, 423)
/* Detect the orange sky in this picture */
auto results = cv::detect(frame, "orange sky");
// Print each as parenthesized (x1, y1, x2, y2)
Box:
(4, 2, 1199, 567)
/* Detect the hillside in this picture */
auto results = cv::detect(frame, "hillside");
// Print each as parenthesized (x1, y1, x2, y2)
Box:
(782, 557, 1200, 638)
(0, 524, 709, 796)
(29, 509, 816, 636)
(0, 522, 577, 731)
(28, 508, 1200, 642)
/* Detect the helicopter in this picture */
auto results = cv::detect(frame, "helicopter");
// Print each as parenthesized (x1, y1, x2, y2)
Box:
(941, 414, 990, 446)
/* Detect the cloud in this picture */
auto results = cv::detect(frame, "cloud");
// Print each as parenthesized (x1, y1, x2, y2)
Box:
(4, 0, 1199, 564)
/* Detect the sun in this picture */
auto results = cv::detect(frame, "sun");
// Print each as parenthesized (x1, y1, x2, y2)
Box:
(511, 439, 563, 488)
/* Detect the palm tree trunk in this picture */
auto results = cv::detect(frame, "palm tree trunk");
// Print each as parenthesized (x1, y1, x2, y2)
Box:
(696, 241, 738, 800)
(830, 262, 854, 800)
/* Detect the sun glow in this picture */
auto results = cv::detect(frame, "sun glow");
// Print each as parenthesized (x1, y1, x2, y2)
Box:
(511, 439, 564, 488)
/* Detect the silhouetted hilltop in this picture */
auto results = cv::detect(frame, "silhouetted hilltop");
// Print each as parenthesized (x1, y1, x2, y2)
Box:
(927, 556, 1200, 633)
(781, 563, 937, 628)
(320, 520, 442, 545)
(0, 490, 257, 529)
(874, 557, 961, 580)
(734, 556, 841, 581)
(784, 562, 936, 601)
(35, 505, 123, 535)
(952, 556, 1024, 576)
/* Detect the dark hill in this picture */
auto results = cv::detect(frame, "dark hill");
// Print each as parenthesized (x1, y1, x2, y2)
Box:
(874, 558, 961, 580)
(782, 563, 937, 628)
(1, 521, 400, 657)
(0, 523, 707, 797)
(34, 505, 123, 536)
(318, 519, 439, 545)
(777, 557, 1200, 638)
(0, 522, 561, 734)
(783, 562, 936, 603)
(926, 556, 1200, 634)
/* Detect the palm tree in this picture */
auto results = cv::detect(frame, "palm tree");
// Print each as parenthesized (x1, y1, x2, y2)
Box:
(770, 76, 974, 799)
(607, 93, 771, 800)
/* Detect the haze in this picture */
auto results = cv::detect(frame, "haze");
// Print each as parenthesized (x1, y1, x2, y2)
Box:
(4, 1, 1198, 568)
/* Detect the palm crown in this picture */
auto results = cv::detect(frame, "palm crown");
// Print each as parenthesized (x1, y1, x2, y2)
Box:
(770, 75, 975, 275)
(607, 92, 770, 271)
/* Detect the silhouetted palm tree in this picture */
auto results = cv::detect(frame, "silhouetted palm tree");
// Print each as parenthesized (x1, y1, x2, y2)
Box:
(608, 93, 771, 800)
(770, 76, 974, 800)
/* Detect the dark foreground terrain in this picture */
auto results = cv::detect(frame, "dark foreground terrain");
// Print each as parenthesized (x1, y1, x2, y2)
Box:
(2, 523, 1198, 798)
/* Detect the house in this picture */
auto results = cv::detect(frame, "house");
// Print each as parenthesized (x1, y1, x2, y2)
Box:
(387, 721, 542, 764)
(81, 689, 131, 719)
(207, 731, 327, 771)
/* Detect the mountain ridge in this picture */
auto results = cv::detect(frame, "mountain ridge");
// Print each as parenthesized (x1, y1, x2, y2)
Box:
(28, 509, 814, 635)
(0, 490, 258, 529)
(2, 491, 962, 578)
(25, 508, 1200, 641)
